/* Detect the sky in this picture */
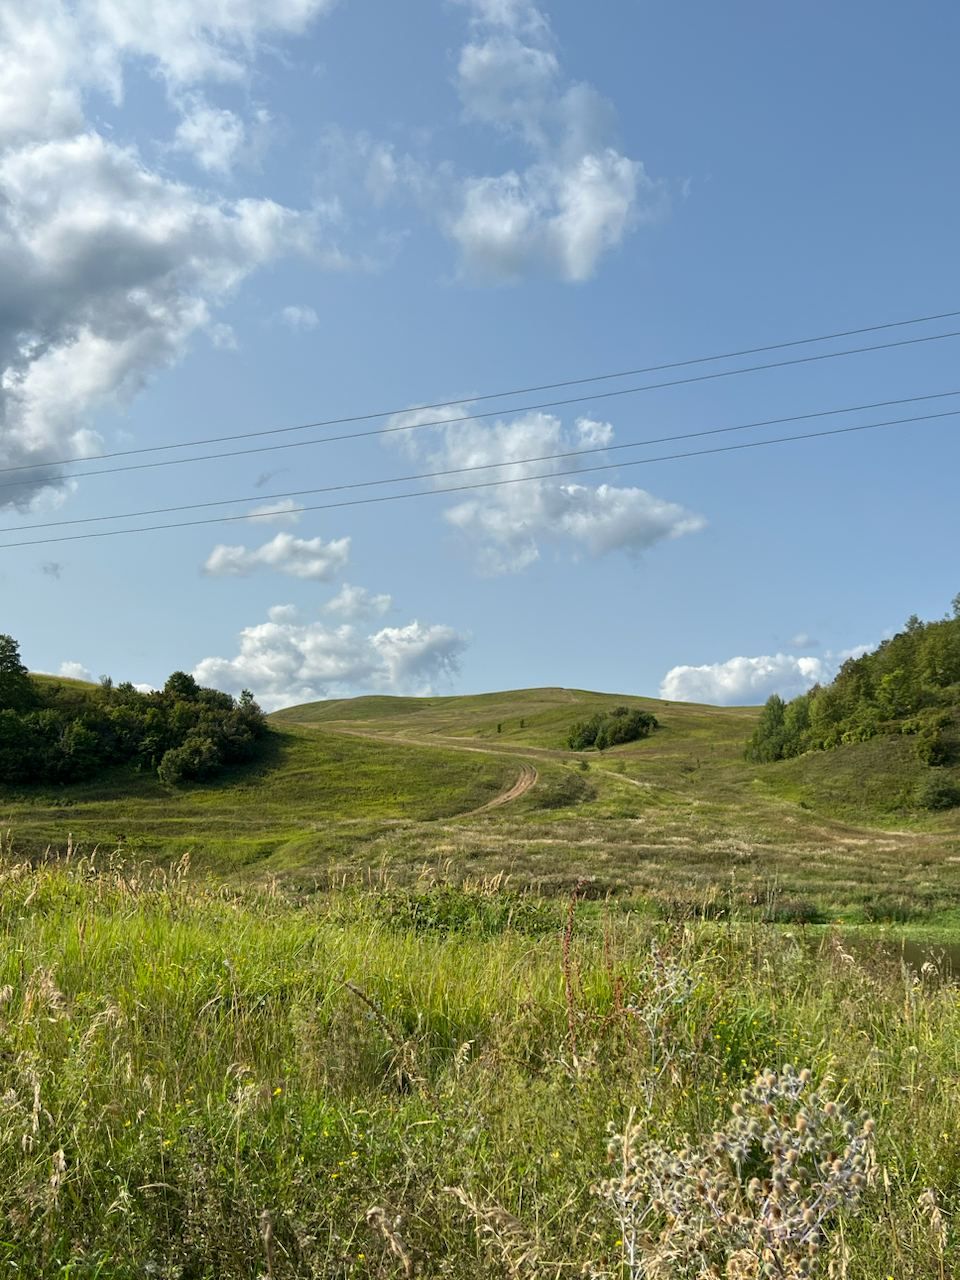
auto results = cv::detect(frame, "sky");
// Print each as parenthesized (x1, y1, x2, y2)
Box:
(2, 0, 959, 710)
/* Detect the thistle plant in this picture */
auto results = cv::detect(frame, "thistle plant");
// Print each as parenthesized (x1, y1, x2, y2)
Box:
(601, 1066, 876, 1279)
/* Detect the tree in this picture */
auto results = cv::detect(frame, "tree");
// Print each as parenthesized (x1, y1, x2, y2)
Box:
(0, 634, 35, 713)
(744, 694, 787, 763)
(163, 671, 200, 702)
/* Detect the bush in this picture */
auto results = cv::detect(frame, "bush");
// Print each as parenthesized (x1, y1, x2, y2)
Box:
(0, 633, 269, 789)
(914, 775, 960, 811)
(533, 771, 597, 809)
(567, 706, 657, 751)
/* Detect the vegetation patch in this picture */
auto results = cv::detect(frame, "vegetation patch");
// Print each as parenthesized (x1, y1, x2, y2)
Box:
(0, 854, 954, 1278)
(567, 704, 659, 751)
(0, 635, 268, 787)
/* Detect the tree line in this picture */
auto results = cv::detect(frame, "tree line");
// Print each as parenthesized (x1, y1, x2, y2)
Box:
(745, 596, 960, 802)
(0, 635, 268, 786)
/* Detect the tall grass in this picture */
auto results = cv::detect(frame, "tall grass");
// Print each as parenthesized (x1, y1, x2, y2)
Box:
(0, 846, 956, 1276)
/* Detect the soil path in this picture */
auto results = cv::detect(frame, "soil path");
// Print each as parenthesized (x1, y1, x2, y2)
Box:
(461, 763, 539, 816)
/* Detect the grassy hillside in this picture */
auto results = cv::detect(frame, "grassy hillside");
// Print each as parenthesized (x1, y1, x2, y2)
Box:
(3, 685, 959, 919)
(0, 854, 956, 1278)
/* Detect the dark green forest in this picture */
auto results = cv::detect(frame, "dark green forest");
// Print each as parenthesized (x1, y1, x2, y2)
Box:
(745, 596, 960, 807)
(0, 635, 268, 786)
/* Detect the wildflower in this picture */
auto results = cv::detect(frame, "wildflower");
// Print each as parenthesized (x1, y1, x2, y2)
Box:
(601, 1066, 877, 1278)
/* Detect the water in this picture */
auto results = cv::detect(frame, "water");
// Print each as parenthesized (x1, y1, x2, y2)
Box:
(844, 934, 960, 979)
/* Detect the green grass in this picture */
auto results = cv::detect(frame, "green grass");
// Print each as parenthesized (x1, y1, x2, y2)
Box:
(0, 725, 515, 871)
(0, 855, 958, 1277)
(3, 686, 959, 918)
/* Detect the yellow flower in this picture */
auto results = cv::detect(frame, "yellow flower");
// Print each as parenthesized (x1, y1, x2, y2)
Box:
(273, 1086, 283, 1096)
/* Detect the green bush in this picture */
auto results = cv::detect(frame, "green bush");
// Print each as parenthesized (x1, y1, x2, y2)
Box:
(567, 705, 657, 751)
(914, 775, 960, 811)
(0, 636, 268, 788)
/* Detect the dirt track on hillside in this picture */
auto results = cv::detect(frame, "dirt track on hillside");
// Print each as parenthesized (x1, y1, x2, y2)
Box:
(461, 763, 539, 815)
(321, 724, 540, 815)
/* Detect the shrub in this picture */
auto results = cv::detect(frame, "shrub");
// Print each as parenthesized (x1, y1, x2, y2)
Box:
(914, 775, 960, 811)
(567, 706, 657, 751)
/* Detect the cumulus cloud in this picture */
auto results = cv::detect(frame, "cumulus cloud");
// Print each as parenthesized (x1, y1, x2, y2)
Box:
(789, 632, 818, 649)
(203, 531, 350, 580)
(171, 95, 247, 173)
(324, 583, 392, 620)
(660, 655, 829, 707)
(193, 607, 467, 710)
(660, 644, 874, 706)
(446, 0, 665, 282)
(0, 132, 317, 508)
(388, 406, 704, 574)
(0, 0, 341, 510)
(59, 660, 93, 681)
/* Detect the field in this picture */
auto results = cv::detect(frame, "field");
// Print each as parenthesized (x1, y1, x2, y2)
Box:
(4, 685, 960, 922)
(3, 688, 960, 1276)
(0, 851, 957, 1278)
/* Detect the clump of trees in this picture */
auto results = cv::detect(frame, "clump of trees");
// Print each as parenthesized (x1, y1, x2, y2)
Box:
(567, 705, 658, 751)
(745, 596, 960, 801)
(0, 635, 267, 787)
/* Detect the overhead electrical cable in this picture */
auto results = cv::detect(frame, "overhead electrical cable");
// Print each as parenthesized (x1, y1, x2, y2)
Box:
(5, 389, 960, 535)
(2, 305, 959, 475)
(1, 403, 955, 551)
(2, 326, 960, 495)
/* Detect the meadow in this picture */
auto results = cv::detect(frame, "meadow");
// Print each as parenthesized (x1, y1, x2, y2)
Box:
(3, 686, 959, 922)
(0, 848, 957, 1278)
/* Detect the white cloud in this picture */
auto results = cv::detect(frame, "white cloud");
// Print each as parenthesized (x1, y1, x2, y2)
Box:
(325, 583, 392, 620)
(388, 406, 704, 574)
(789, 632, 818, 649)
(203, 530, 350, 580)
(659, 642, 875, 706)
(267, 603, 299, 623)
(88, 0, 337, 91)
(0, 0, 345, 510)
(58, 659, 93, 681)
(0, 131, 317, 509)
(278, 304, 319, 330)
(660, 654, 829, 707)
(193, 607, 467, 710)
(446, 1, 665, 282)
(454, 0, 550, 40)
(246, 498, 304, 524)
(172, 95, 247, 173)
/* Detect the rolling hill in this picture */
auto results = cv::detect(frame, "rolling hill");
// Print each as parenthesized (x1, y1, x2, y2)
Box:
(3, 684, 959, 920)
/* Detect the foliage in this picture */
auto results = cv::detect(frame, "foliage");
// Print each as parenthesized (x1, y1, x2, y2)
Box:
(0, 636, 267, 787)
(0, 855, 953, 1278)
(915, 775, 960, 811)
(567, 704, 659, 751)
(746, 599, 960, 772)
(0, 633, 36, 713)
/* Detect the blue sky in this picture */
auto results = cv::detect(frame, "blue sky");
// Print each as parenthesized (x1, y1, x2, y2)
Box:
(2, 0, 959, 708)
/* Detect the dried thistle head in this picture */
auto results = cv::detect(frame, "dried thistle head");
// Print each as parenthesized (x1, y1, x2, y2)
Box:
(601, 1066, 877, 1279)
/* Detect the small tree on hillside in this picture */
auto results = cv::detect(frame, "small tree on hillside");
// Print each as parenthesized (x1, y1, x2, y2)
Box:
(0, 634, 36, 713)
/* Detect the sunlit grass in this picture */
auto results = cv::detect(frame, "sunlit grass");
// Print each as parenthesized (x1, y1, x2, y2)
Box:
(0, 852, 957, 1276)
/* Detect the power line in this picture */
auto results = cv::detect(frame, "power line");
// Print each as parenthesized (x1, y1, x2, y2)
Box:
(2, 326, 960, 495)
(1, 402, 954, 551)
(6, 388, 959, 535)
(3, 304, 959, 476)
